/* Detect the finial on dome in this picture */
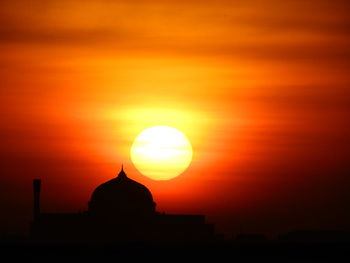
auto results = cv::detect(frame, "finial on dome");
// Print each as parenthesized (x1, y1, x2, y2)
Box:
(118, 164, 127, 178)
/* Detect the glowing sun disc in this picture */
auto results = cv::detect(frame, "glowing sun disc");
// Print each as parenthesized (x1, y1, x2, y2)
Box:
(130, 126, 193, 180)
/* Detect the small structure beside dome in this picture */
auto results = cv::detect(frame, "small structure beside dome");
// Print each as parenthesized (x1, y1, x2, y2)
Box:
(31, 167, 217, 243)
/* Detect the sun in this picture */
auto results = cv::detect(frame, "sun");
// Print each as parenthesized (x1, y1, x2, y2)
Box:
(130, 126, 193, 180)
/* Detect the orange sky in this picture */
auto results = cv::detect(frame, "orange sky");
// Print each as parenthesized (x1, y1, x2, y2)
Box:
(1, 0, 350, 237)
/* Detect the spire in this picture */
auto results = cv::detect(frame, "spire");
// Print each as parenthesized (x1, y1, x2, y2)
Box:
(118, 164, 127, 178)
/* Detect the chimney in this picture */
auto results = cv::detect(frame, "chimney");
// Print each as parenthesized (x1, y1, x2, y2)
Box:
(33, 179, 41, 220)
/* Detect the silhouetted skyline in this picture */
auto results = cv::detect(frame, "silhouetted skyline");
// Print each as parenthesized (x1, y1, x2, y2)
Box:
(31, 167, 218, 243)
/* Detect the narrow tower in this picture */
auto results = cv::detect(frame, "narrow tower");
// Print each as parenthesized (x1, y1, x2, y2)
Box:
(33, 179, 41, 220)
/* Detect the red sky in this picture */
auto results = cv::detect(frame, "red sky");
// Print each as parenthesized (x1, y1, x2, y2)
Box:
(1, 0, 350, 237)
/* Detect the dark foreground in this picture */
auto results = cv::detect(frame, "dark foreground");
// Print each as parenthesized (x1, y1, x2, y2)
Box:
(1, 240, 349, 262)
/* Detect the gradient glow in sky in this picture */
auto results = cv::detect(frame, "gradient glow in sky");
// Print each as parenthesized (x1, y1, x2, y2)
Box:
(1, 0, 350, 236)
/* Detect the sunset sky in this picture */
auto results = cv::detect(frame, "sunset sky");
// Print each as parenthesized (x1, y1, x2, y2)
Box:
(1, 0, 350, 237)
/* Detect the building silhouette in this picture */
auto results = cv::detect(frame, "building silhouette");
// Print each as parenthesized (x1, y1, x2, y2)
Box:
(31, 167, 216, 243)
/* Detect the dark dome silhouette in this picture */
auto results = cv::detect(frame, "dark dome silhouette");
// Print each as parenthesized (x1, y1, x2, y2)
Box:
(88, 166, 156, 219)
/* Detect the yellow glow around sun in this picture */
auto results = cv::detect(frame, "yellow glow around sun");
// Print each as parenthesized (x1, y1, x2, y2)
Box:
(130, 126, 193, 180)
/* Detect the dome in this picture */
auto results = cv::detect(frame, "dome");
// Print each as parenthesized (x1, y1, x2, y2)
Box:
(88, 167, 156, 218)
